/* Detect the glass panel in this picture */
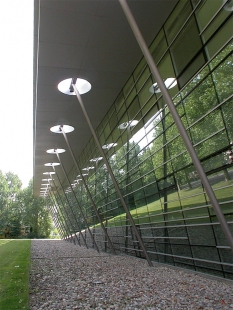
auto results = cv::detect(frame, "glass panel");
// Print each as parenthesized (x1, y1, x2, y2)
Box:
(221, 99, 233, 142)
(170, 17, 202, 75)
(179, 53, 206, 88)
(190, 110, 225, 145)
(212, 53, 233, 102)
(136, 66, 151, 92)
(164, 0, 192, 44)
(123, 76, 135, 98)
(183, 76, 218, 125)
(133, 57, 147, 81)
(127, 96, 140, 120)
(195, 0, 224, 33)
(138, 77, 153, 108)
(208, 38, 233, 70)
(150, 29, 168, 64)
(205, 18, 233, 60)
(115, 91, 125, 113)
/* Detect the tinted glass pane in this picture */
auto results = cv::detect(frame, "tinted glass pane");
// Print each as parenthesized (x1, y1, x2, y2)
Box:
(170, 17, 202, 75)
(164, 0, 192, 44)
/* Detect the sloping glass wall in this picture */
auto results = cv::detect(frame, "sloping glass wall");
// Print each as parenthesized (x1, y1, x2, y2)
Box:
(48, 0, 233, 278)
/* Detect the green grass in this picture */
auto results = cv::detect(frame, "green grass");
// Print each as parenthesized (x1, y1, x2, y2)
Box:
(0, 240, 31, 310)
(94, 180, 233, 228)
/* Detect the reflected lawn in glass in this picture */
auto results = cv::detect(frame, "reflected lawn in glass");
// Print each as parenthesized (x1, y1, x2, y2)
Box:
(100, 180, 233, 227)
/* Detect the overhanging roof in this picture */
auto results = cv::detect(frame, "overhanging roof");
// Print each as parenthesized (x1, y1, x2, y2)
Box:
(33, 0, 179, 196)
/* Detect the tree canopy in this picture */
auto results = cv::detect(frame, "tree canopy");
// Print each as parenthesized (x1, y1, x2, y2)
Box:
(0, 173, 52, 238)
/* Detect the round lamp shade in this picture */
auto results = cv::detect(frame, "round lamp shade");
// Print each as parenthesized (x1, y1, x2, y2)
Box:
(58, 78, 91, 95)
(149, 78, 177, 93)
(102, 143, 117, 149)
(50, 125, 74, 134)
(47, 148, 66, 154)
(118, 120, 138, 129)
(44, 163, 60, 167)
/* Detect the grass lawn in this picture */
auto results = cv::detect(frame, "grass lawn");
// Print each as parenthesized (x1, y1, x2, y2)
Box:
(98, 180, 233, 227)
(0, 240, 31, 310)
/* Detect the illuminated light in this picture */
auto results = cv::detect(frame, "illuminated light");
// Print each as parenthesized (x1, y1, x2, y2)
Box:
(149, 78, 177, 93)
(58, 78, 91, 95)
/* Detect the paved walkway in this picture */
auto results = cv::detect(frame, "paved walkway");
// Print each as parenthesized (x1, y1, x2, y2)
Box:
(29, 240, 233, 309)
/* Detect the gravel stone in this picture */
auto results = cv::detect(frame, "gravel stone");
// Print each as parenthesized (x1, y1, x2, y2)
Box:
(29, 240, 233, 309)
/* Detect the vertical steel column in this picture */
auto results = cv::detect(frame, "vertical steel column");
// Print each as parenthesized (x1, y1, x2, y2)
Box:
(118, 0, 233, 253)
(54, 154, 100, 252)
(72, 83, 153, 266)
(51, 168, 88, 247)
(59, 130, 116, 254)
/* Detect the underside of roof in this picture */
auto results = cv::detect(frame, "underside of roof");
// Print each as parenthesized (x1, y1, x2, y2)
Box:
(33, 0, 179, 196)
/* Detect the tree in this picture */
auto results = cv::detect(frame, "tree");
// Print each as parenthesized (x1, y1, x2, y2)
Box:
(18, 180, 52, 238)
(0, 174, 52, 239)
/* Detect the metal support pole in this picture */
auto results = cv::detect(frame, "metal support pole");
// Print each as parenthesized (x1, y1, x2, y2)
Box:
(46, 198, 64, 239)
(51, 168, 88, 247)
(55, 153, 100, 252)
(59, 129, 116, 254)
(48, 190, 74, 242)
(49, 182, 79, 244)
(50, 171, 84, 245)
(72, 83, 153, 266)
(118, 0, 233, 253)
(46, 196, 64, 238)
(47, 193, 65, 238)
(49, 201, 68, 241)
(125, 126, 130, 252)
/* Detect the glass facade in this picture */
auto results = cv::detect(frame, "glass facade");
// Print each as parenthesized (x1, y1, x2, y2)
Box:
(48, 0, 233, 279)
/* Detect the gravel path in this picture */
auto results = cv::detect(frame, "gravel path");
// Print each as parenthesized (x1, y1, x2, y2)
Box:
(29, 239, 233, 310)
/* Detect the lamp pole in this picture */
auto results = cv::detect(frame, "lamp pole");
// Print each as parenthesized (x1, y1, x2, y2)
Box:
(47, 188, 75, 242)
(49, 132, 116, 254)
(46, 194, 67, 241)
(51, 156, 100, 252)
(48, 175, 82, 245)
(49, 168, 88, 248)
(118, 121, 138, 254)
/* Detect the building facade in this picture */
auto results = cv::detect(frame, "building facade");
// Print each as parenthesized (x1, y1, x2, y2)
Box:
(44, 0, 233, 279)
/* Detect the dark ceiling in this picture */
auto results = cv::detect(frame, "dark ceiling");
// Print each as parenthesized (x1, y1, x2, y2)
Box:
(33, 0, 179, 196)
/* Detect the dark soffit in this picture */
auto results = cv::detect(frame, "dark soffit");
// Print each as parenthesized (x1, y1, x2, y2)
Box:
(33, 0, 179, 196)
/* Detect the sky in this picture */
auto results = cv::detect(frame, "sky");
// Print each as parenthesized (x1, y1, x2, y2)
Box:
(0, 0, 33, 188)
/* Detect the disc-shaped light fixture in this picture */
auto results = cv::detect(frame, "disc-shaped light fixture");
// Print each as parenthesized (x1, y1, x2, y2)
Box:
(82, 167, 95, 171)
(149, 78, 177, 93)
(118, 120, 139, 130)
(50, 125, 74, 134)
(58, 78, 91, 95)
(90, 157, 103, 162)
(43, 172, 56, 175)
(102, 143, 117, 149)
(44, 163, 60, 167)
(47, 148, 66, 154)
